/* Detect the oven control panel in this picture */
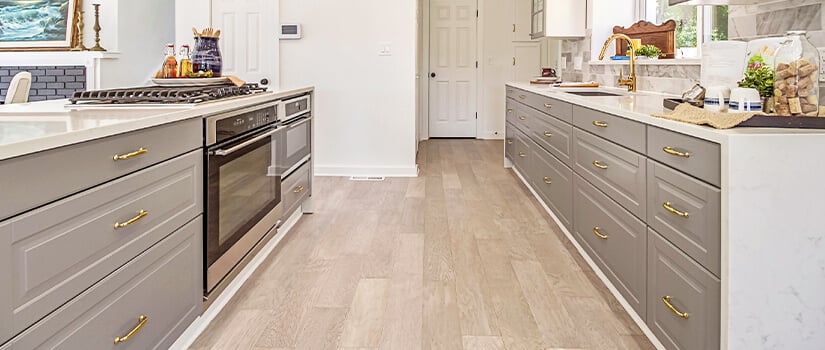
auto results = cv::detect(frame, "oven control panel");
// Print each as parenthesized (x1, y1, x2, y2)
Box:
(214, 105, 278, 143)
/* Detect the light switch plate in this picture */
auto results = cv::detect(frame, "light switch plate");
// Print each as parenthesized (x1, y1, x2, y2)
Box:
(818, 47, 825, 82)
(379, 42, 392, 56)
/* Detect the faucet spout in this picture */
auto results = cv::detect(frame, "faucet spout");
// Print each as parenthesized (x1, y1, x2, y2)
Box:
(598, 34, 637, 92)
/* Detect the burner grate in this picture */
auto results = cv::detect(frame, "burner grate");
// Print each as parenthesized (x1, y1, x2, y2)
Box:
(69, 83, 268, 104)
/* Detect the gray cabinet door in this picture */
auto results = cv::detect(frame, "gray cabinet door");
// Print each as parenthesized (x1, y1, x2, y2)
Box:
(8, 217, 203, 350)
(573, 106, 646, 153)
(647, 161, 721, 276)
(573, 129, 647, 220)
(513, 128, 532, 177)
(530, 145, 573, 230)
(511, 103, 531, 134)
(282, 161, 312, 219)
(528, 112, 573, 167)
(0, 225, 10, 346)
(505, 122, 516, 161)
(647, 126, 721, 187)
(2, 151, 202, 335)
(648, 230, 720, 350)
(573, 175, 647, 317)
(0, 119, 201, 222)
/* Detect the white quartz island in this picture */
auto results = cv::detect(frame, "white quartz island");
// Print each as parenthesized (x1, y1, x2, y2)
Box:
(506, 82, 825, 350)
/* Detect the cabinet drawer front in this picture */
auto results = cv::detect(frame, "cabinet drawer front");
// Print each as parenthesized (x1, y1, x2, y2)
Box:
(509, 103, 531, 134)
(0, 119, 201, 222)
(573, 175, 647, 316)
(9, 217, 202, 350)
(0, 226, 10, 345)
(525, 94, 573, 123)
(4, 151, 202, 334)
(528, 112, 573, 166)
(573, 106, 646, 153)
(505, 122, 516, 161)
(648, 161, 721, 276)
(506, 86, 523, 101)
(282, 161, 311, 218)
(648, 230, 720, 350)
(530, 145, 573, 230)
(573, 129, 647, 219)
(513, 128, 531, 176)
(647, 126, 721, 187)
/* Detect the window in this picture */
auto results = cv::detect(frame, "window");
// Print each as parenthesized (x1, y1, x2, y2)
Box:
(641, 0, 728, 58)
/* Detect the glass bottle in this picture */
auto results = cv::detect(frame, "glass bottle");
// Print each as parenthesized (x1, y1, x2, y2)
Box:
(178, 44, 193, 78)
(161, 43, 178, 79)
(773, 31, 820, 116)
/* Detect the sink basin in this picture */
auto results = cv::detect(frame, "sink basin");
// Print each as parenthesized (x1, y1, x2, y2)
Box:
(565, 91, 624, 97)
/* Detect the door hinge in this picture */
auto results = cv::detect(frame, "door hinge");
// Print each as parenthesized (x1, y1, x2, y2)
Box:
(475, 112, 478, 119)
(512, 57, 516, 66)
(512, 24, 516, 33)
(476, 10, 479, 17)
(475, 61, 478, 68)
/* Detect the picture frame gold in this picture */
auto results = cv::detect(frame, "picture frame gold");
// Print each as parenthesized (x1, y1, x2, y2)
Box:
(0, 0, 82, 52)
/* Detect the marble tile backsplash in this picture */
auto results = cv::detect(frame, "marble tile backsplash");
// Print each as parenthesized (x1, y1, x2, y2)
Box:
(559, 0, 825, 97)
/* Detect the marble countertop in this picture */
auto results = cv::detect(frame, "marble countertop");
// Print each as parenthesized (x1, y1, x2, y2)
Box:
(0, 86, 314, 161)
(506, 82, 825, 144)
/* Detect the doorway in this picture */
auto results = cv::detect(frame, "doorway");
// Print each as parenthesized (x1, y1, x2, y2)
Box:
(427, 0, 479, 138)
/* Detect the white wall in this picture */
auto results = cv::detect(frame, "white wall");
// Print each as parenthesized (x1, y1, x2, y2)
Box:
(590, 0, 636, 61)
(174, 0, 211, 50)
(99, 0, 175, 88)
(478, 0, 516, 140)
(280, 0, 418, 177)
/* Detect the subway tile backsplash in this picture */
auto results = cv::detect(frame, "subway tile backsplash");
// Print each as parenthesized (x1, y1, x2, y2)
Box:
(0, 66, 86, 102)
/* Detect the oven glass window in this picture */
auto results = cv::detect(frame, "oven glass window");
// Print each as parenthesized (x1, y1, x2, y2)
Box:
(217, 142, 276, 245)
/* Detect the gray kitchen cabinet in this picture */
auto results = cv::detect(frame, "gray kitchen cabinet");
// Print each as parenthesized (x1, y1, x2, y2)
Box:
(4, 217, 202, 350)
(648, 230, 720, 350)
(509, 103, 531, 135)
(647, 126, 721, 187)
(505, 122, 516, 161)
(647, 161, 721, 276)
(1, 151, 202, 336)
(0, 225, 10, 346)
(573, 129, 647, 220)
(522, 92, 573, 124)
(528, 110, 573, 167)
(513, 128, 532, 177)
(282, 162, 312, 218)
(530, 143, 573, 230)
(573, 106, 647, 154)
(573, 175, 647, 316)
(0, 118, 201, 222)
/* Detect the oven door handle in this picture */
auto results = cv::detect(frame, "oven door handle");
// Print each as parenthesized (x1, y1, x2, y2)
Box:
(211, 126, 285, 157)
(287, 116, 311, 128)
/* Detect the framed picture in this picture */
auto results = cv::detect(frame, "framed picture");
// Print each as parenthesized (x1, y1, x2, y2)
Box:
(0, 0, 81, 50)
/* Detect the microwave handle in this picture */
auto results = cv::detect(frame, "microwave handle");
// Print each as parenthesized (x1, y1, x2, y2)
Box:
(211, 126, 285, 157)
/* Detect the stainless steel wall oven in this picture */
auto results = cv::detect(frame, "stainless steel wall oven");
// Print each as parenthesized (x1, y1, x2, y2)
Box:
(204, 101, 283, 299)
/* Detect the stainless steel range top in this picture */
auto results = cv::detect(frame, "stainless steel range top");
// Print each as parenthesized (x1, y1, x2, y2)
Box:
(68, 83, 268, 105)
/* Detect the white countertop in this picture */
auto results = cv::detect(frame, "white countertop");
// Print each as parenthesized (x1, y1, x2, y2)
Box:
(0, 86, 314, 161)
(506, 82, 825, 144)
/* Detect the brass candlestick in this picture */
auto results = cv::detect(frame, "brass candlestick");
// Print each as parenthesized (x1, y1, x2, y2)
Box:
(89, 3, 106, 51)
(70, 9, 87, 51)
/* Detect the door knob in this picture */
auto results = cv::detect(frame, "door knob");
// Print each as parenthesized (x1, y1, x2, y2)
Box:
(260, 78, 269, 85)
(430, 72, 436, 78)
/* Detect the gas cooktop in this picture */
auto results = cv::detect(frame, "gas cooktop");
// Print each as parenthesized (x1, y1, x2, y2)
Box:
(68, 83, 268, 105)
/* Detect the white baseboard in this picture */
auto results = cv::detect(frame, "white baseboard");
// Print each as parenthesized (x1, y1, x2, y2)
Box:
(509, 165, 667, 350)
(314, 165, 419, 177)
(477, 130, 504, 140)
(169, 207, 306, 350)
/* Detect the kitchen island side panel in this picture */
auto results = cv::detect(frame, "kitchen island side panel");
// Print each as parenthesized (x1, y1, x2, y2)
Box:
(724, 134, 825, 350)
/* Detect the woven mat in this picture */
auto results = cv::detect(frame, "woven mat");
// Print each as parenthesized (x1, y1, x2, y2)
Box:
(651, 103, 762, 129)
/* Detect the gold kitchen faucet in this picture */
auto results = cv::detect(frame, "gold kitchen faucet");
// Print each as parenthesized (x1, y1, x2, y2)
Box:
(598, 34, 637, 92)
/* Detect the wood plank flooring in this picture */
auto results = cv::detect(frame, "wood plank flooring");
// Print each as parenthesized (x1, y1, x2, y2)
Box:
(190, 139, 655, 350)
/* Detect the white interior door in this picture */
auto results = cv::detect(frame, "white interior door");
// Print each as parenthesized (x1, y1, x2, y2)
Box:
(428, 0, 478, 138)
(211, 0, 278, 88)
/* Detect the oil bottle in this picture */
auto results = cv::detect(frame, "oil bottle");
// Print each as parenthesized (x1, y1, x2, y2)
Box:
(178, 44, 193, 78)
(161, 43, 178, 79)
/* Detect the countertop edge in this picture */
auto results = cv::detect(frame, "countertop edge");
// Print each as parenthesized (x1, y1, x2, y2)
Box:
(0, 86, 314, 161)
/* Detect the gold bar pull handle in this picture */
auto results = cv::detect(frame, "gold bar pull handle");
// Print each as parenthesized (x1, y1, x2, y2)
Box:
(518, 152, 526, 158)
(507, 109, 513, 113)
(114, 315, 148, 344)
(593, 227, 608, 239)
(663, 146, 691, 158)
(543, 131, 553, 137)
(544, 103, 553, 108)
(113, 148, 148, 161)
(543, 177, 552, 185)
(293, 185, 305, 194)
(592, 121, 609, 128)
(518, 115, 527, 121)
(663, 202, 689, 218)
(114, 210, 148, 230)
(507, 139, 513, 145)
(518, 94, 526, 99)
(662, 296, 690, 319)
(592, 160, 608, 170)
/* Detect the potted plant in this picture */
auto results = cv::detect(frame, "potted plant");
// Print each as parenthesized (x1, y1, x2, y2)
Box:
(737, 55, 776, 113)
(635, 45, 663, 59)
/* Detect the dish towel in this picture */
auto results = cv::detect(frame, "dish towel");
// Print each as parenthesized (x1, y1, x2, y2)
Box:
(651, 103, 764, 129)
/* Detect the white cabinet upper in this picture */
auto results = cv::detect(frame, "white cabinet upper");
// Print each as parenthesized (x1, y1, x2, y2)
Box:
(530, 0, 586, 39)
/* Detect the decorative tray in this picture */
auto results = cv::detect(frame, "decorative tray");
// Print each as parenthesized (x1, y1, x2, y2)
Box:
(151, 77, 230, 87)
(664, 98, 825, 129)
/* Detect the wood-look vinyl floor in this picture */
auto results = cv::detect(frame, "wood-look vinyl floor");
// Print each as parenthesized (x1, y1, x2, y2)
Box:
(189, 139, 655, 350)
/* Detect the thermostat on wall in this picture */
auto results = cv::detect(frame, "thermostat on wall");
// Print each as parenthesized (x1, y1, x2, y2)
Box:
(280, 24, 302, 40)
